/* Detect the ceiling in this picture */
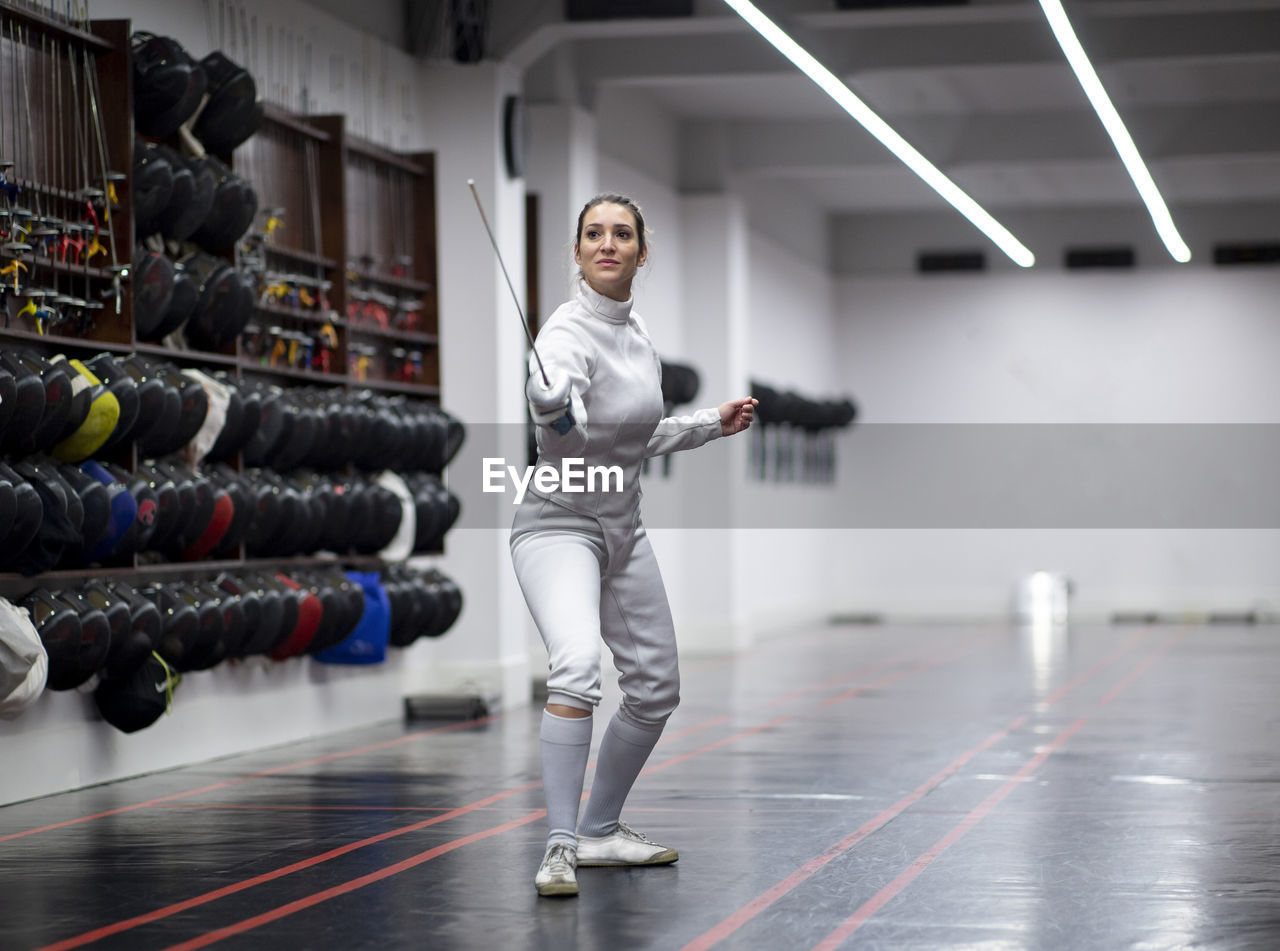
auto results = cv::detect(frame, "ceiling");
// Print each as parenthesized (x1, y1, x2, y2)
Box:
(485, 0, 1280, 267)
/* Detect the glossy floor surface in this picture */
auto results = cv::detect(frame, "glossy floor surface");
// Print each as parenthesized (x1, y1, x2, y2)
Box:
(2, 621, 1278, 950)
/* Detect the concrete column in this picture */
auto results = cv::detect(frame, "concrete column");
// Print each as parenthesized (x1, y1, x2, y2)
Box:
(527, 102, 598, 318)
(408, 60, 532, 708)
(677, 193, 754, 653)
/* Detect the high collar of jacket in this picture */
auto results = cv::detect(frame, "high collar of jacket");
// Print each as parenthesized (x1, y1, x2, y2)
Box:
(576, 277, 633, 325)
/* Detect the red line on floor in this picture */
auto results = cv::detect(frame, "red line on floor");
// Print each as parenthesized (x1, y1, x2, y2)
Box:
(1097, 637, 1175, 708)
(679, 628, 1154, 951)
(811, 718, 1090, 951)
(820, 631, 1013, 707)
(821, 660, 933, 706)
(642, 716, 792, 776)
(1041, 629, 1149, 707)
(148, 709, 905, 950)
(680, 624, 951, 676)
(77, 716, 808, 951)
(776, 630, 1008, 710)
(250, 715, 499, 776)
(808, 631, 1186, 951)
(28, 628, 1017, 950)
(764, 652, 925, 708)
(660, 715, 731, 743)
(30, 782, 544, 951)
(4, 632, 989, 846)
(149, 804, 461, 813)
(135, 635, 1019, 947)
(680, 714, 1029, 951)
(161, 810, 548, 951)
(28, 711, 798, 948)
(0, 715, 500, 845)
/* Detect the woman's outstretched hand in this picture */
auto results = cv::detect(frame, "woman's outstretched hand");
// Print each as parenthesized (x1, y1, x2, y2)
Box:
(719, 397, 759, 437)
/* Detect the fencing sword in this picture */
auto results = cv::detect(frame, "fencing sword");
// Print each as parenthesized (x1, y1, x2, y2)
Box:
(466, 179, 573, 435)
(81, 45, 126, 313)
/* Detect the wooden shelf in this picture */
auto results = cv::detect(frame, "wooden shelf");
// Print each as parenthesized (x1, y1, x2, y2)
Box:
(254, 555, 385, 570)
(347, 324, 438, 347)
(0, 557, 383, 585)
(344, 135, 426, 175)
(238, 360, 350, 385)
(9, 176, 122, 206)
(259, 243, 337, 271)
(261, 102, 331, 142)
(350, 377, 441, 398)
(0, 326, 131, 352)
(254, 301, 344, 326)
(349, 268, 433, 294)
(0, 559, 242, 587)
(0, 1, 114, 52)
(133, 343, 239, 367)
(16, 254, 123, 283)
(128, 558, 249, 576)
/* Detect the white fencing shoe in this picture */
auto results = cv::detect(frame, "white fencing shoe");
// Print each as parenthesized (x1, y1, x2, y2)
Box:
(535, 843, 579, 896)
(575, 821, 678, 867)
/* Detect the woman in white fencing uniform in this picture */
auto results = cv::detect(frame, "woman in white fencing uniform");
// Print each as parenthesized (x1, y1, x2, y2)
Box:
(512, 193, 757, 897)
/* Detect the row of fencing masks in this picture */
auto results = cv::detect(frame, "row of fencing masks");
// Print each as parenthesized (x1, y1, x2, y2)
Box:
(1, 351, 122, 462)
(134, 141, 258, 255)
(132, 32, 262, 153)
(132, 243, 254, 347)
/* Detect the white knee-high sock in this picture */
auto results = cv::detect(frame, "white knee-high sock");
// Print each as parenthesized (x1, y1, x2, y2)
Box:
(578, 712, 663, 838)
(541, 710, 593, 849)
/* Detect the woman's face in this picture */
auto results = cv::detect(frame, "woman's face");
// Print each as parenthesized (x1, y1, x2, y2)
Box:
(575, 202, 646, 301)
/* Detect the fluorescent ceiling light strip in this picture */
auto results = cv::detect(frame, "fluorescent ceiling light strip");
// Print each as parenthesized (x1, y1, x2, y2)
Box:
(721, 0, 1034, 268)
(1037, 0, 1191, 263)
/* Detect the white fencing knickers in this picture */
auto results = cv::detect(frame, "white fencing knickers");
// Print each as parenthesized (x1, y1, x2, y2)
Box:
(510, 495, 680, 729)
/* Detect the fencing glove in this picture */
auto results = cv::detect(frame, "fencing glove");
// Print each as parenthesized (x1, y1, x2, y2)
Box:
(525, 369, 575, 435)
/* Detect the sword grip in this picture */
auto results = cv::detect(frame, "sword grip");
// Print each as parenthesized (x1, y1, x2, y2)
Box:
(549, 409, 575, 435)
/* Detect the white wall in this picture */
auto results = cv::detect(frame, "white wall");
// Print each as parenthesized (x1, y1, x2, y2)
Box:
(833, 270, 1280, 424)
(4, 655, 410, 805)
(745, 230, 839, 390)
(597, 157, 686, 351)
(827, 267, 1280, 620)
(595, 85, 681, 187)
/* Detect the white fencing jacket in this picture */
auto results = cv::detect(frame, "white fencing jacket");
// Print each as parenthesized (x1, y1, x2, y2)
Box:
(527, 279, 721, 521)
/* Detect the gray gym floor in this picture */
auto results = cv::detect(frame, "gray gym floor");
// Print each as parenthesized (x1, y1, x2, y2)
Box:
(2, 620, 1277, 950)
